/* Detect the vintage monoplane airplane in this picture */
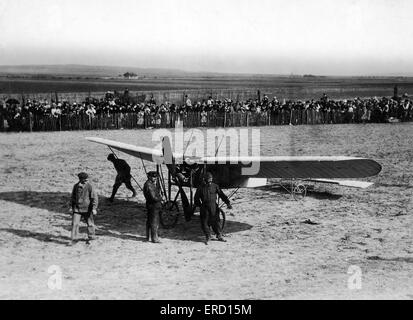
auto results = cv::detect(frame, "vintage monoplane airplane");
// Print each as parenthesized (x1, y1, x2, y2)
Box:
(86, 136, 382, 230)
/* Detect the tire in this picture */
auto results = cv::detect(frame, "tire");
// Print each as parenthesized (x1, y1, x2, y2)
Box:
(292, 183, 307, 200)
(218, 207, 226, 231)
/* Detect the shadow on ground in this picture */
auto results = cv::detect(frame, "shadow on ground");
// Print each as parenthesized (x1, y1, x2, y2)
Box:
(0, 191, 252, 244)
(0, 228, 71, 245)
(367, 256, 413, 264)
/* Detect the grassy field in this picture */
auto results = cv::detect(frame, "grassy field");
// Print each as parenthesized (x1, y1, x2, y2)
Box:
(0, 123, 412, 299)
(2, 75, 413, 100)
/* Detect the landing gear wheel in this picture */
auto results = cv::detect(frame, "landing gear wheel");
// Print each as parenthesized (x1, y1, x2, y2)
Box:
(292, 183, 307, 200)
(160, 200, 180, 229)
(218, 207, 226, 232)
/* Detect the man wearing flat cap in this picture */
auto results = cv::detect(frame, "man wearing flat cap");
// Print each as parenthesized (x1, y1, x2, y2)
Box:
(107, 153, 137, 202)
(194, 172, 232, 245)
(70, 172, 98, 245)
(143, 171, 162, 243)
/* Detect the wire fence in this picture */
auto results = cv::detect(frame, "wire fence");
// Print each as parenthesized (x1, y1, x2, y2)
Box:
(2, 108, 410, 132)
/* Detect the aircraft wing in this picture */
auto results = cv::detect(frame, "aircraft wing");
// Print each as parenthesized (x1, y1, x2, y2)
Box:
(86, 137, 382, 179)
(86, 137, 198, 165)
(198, 156, 382, 179)
(86, 137, 165, 163)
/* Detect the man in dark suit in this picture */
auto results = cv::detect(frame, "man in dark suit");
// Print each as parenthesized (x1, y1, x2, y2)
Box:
(107, 153, 137, 202)
(143, 171, 162, 243)
(194, 172, 232, 245)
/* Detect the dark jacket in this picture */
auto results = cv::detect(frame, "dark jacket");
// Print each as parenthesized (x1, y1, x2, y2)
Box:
(112, 159, 131, 175)
(194, 182, 230, 208)
(143, 180, 162, 205)
(71, 181, 98, 213)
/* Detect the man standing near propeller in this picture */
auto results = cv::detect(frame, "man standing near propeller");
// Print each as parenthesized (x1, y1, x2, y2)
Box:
(194, 172, 232, 245)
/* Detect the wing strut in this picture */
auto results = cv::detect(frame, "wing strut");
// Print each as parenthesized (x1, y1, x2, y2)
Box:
(183, 129, 194, 158)
(219, 185, 241, 209)
(139, 154, 147, 176)
(158, 165, 168, 201)
(215, 135, 225, 157)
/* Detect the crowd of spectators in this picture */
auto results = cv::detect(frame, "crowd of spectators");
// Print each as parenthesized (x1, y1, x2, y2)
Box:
(1, 90, 413, 131)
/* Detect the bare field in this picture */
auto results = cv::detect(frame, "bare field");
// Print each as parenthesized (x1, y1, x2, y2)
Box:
(0, 123, 412, 299)
(2, 76, 413, 100)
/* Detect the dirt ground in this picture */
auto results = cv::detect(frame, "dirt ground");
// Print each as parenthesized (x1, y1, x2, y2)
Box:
(0, 123, 412, 299)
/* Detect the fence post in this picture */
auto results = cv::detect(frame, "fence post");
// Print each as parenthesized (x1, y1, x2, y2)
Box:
(27, 112, 32, 132)
(0, 109, 4, 132)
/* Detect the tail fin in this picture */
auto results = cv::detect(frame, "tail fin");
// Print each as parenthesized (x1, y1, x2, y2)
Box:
(162, 136, 174, 165)
(162, 136, 177, 177)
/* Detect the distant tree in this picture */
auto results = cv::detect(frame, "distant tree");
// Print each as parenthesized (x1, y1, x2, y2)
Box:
(123, 72, 137, 78)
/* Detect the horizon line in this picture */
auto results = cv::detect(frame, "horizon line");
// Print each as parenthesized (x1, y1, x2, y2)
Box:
(1, 63, 413, 78)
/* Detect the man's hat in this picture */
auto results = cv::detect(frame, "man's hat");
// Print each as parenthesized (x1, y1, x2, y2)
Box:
(78, 172, 88, 180)
(107, 153, 116, 161)
(147, 171, 158, 177)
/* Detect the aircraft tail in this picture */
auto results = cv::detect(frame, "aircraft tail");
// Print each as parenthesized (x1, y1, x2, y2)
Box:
(162, 136, 174, 165)
(162, 136, 177, 176)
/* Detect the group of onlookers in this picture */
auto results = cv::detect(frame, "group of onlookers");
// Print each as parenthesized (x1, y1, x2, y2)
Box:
(1, 91, 412, 131)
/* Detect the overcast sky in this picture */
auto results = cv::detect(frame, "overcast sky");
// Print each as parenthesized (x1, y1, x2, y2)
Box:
(0, 0, 412, 75)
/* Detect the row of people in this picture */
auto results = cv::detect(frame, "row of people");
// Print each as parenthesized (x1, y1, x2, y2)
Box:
(2, 94, 413, 128)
